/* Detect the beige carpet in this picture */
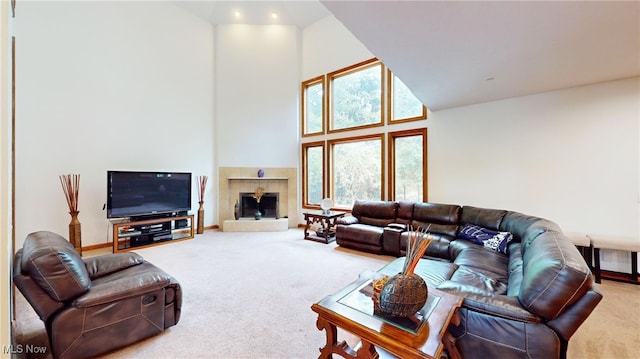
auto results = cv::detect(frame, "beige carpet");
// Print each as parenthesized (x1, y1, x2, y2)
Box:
(13, 229, 640, 358)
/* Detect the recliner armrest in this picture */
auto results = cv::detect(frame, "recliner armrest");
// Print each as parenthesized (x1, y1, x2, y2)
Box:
(73, 263, 173, 307)
(84, 252, 145, 280)
(337, 215, 359, 225)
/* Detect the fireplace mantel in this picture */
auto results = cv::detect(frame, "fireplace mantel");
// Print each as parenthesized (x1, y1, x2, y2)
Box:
(227, 176, 288, 180)
(219, 167, 297, 230)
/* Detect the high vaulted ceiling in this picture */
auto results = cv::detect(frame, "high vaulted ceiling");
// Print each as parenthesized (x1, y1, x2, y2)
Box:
(171, 0, 330, 27)
(172, 1, 639, 111)
(323, 1, 640, 110)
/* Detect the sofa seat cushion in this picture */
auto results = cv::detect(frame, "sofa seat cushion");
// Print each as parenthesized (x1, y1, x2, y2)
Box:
(377, 257, 458, 287)
(439, 266, 509, 296)
(336, 224, 384, 246)
(453, 245, 510, 280)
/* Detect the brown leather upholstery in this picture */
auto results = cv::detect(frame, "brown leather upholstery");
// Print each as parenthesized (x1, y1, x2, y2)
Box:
(337, 201, 602, 359)
(14, 231, 181, 359)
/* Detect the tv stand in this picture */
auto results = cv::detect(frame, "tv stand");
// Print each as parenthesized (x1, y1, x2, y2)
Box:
(112, 214, 194, 253)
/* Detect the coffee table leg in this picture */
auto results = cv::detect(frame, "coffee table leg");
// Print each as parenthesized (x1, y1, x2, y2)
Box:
(356, 340, 379, 359)
(316, 316, 360, 359)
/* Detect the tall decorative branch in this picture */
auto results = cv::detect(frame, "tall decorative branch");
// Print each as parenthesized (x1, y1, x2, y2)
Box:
(59, 174, 82, 254)
(197, 176, 208, 203)
(196, 176, 208, 234)
(402, 224, 433, 275)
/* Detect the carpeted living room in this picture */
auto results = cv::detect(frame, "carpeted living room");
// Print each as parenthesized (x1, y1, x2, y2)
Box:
(12, 230, 640, 358)
(2, 1, 639, 359)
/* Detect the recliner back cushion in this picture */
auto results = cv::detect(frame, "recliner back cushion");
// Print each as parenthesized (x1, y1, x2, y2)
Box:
(460, 206, 507, 231)
(21, 231, 91, 302)
(396, 201, 414, 225)
(519, 231, 592, 320)
(352, 200, 397, 227)
(411, 202, 461, 237)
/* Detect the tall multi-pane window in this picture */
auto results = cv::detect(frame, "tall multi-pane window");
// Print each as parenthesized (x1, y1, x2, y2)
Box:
(302, 76, 324, 136)
(329, 59, 384, 132)
(330, 135, 383, 207)
(389, 129, 427, 202)
(388, 72, 427, 123)
(301, 58, 427, 211)
(302, 142, 324, 206)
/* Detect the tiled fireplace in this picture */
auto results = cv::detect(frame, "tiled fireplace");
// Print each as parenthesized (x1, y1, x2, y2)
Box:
(218, 167, 297, 231)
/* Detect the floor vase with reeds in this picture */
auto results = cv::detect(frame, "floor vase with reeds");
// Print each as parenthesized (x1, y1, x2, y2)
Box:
(68, 211, 82, 255)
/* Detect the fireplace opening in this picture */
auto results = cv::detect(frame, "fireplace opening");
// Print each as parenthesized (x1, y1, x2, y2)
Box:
(239, 192, 279, 219)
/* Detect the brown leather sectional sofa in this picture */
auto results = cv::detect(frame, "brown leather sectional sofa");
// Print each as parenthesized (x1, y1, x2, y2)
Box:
(14, 231, 182, 359)
(336, 200, 602, 359)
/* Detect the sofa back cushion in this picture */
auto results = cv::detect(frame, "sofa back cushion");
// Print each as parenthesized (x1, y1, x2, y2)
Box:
(460, 206, 507, 231)
(396, 201, 415, 225)
(21, 231, 91, 302)
(519, 231, 592, 320)
(411, 202, 461, 237)
(352, 200, 398, 227)
(500, 211, 562, 245)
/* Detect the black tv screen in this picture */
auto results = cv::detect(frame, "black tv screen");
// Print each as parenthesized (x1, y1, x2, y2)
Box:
(107, 171, 192, 219)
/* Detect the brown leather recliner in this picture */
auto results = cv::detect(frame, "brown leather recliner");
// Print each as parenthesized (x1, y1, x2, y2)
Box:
(13, 231, 182, 359)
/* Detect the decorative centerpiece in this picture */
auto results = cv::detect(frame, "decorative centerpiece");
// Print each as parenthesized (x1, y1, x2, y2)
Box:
(59, 174, 82, 255)
(252, 187, 264, 220)
(375, 225, 433, 317)
(320, 198, 333, 215)
(196, 175, 208, 234)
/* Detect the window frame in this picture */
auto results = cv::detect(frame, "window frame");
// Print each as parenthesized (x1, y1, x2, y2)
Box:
(301, 141, 326, 209)
(328, 133, 385, 209)
(387, 70, 427, 124)
(327, 58, 385, 134)
(388, 128, 428, 202)
(301, 75, 326, 137)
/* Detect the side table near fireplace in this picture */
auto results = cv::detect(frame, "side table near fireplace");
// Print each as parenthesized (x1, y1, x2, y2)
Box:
(303, 211, 345, 243)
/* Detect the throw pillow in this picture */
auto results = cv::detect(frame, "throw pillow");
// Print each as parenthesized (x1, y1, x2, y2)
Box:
(458, 224, 513, 254)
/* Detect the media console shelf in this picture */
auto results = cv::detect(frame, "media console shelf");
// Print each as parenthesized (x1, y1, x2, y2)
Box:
(112, 214, 195, 253)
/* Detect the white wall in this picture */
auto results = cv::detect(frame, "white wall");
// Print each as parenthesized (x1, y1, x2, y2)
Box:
(215, 24, 299, 168)
(428, 77, 639, 238)
(428, 77, 639, 271)
(14, 1, 215, 248)
(302, 16, 373, 79)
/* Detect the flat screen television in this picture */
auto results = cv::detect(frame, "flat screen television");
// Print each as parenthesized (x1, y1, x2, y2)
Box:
(107, 170, 192, 219)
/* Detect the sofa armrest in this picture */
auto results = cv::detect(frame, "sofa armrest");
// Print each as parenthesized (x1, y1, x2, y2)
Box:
(73, 263, 172, 307)
(84, 252, 145, 280)
(337, 215, 359, 225)
(382, 226, 404, 256)
(439, 284, 541, 323)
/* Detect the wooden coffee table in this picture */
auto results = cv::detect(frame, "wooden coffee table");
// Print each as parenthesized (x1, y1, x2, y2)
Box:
(311, 271, 463, 359)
